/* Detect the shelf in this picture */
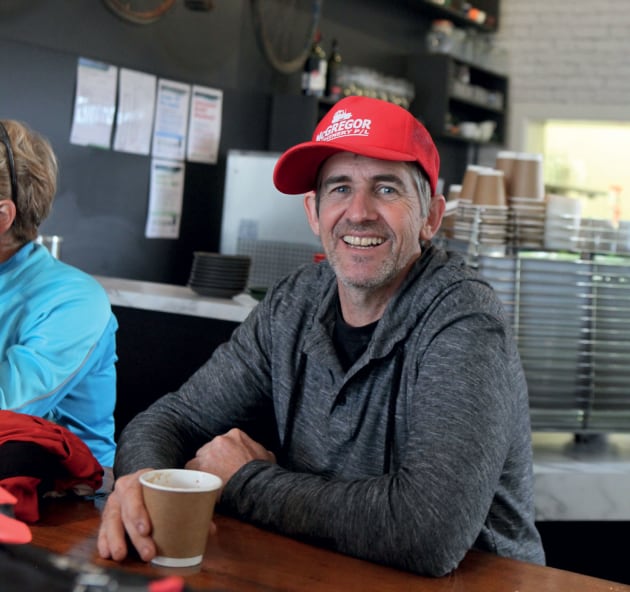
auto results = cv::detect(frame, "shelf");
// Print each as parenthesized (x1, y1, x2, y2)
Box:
(439, 130, 500, 145)
(449, 93, 503, 113)
(408, 0, 499, 32)
(545, 184, 608, 199)
(406, 52, 508, 146)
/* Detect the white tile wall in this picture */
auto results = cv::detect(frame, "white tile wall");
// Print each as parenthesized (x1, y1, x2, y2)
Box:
(496, 0, 630, 107)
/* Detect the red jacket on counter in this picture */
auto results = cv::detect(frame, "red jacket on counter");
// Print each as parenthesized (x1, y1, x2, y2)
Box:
(0, 410, 103, 523)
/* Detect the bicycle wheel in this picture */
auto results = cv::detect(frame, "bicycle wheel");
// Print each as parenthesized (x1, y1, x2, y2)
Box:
(102, 0, 176, 25)
(250, 0, 323, 75)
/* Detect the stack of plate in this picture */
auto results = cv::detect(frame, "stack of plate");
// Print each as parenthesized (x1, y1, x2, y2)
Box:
(476, 254, 517, 319)
(188, 252, 251, 298)
(515, 253, 593, 431)
(510, 197, 546, 249)
(453, 203, 511, 254)
(544, 194, 582, 251)
(576, 218, 617, 253)
(617, 221, 630, 254)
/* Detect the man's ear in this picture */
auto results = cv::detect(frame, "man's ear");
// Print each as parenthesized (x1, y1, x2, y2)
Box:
(420, 194, 446, 241)
(0, 199, 16, 234)
(303, 191, 320, 237)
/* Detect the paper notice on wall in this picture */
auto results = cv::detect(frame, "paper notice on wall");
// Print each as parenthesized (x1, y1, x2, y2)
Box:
(186, 86, 223, 164)
(151, 78, 191, 161)
(145, 158, 186, 239)
(113, 68, 157, 155)
(70, 57, 118, 148)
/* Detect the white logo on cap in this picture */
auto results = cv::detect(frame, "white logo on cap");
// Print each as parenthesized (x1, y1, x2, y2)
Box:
(332, 109, 352, 123)
(316, 109, 371, 142)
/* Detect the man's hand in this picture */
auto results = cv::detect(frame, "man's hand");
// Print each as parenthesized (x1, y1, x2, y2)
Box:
(97, 429, 273, 563)
(97, 468, 157, 562)
(185, 428, 276, 492)
(97, 467, 219, 563)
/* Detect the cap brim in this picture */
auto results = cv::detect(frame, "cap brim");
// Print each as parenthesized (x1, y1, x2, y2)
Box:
(273, 140, 418, 195)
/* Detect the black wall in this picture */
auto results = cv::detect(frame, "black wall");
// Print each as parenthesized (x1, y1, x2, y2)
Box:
(0, 0, 468, 284)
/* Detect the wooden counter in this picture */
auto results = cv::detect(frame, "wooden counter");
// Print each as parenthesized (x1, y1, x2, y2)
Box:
(27, 493, 630, 592)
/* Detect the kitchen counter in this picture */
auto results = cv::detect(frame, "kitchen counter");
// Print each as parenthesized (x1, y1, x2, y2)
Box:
(532, 432, 630, 521)
(94, 275, 256, 324)
(96, 275, 630, 522)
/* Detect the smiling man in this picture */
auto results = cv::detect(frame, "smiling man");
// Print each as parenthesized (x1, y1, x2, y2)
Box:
(98, 96, 545, 576)
(304, 153, 439, 326)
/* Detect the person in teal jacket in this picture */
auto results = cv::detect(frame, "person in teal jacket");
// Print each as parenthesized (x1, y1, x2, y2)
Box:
(0, 119, 117, 467)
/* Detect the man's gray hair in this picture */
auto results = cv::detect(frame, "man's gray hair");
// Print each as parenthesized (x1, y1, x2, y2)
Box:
(406, 162, 432, 217)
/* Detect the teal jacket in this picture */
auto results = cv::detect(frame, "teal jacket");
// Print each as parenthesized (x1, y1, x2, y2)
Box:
(1, 242, 117, 466)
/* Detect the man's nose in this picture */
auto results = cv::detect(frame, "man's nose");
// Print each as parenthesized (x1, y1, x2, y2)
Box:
(345, 189, 378, 220)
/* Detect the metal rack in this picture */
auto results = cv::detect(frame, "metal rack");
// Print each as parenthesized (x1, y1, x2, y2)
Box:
(471, 250, 630, 434)
(437, 200, 630, 435)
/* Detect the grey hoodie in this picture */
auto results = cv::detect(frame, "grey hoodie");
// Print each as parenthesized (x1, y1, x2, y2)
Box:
(115, 246, 545, 576)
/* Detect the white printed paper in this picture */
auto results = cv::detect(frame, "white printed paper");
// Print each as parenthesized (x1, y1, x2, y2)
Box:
(145, 158, 186, 239)
(113, 68, 157, 155)
(151, 79, 191, 161)
(70, 57, 118, 148)
(186, 86, 223, 164)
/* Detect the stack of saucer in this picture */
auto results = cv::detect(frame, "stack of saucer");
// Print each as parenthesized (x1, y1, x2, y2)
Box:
(454, 203, 511, 253)
(510, 197, 546, 249)
(188, 252, 251, 298)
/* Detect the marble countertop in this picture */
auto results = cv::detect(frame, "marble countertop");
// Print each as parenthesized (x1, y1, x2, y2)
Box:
(94, 275, 256, 324)
(96, 276, 630, 521)
(532, 432, 630, 521)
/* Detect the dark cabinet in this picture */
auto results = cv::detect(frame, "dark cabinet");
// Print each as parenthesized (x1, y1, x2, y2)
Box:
(268, 94, 320, 152)
(406, 52, 508, 146)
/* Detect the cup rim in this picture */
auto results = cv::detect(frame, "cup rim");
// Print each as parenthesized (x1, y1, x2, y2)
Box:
(140, 469, 223, 493)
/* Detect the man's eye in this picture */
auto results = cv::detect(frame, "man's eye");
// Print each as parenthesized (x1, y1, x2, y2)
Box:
(330, 185, 349, 194)
(377, 186, 397, 195)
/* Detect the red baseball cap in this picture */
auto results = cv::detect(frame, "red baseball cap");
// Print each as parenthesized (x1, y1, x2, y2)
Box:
(273, 96, 440, 195)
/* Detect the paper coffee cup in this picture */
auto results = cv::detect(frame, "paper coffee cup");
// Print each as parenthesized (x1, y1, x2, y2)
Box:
(511, 152, 544, 200)
(447, 184, 462, 202)
(495, 150, 517, 198)
(459, 165, 488, 201)
(140, 469, 223, 567)
(473, 169, 506, 207)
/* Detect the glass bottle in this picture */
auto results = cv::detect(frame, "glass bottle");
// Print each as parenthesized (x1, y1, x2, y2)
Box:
(302, 31, 327, 97)
(325, 38, 342, 101)
(425, 19, 454, 54)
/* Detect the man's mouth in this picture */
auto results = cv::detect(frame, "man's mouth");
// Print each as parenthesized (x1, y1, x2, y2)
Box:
(342, 235, 385, 247)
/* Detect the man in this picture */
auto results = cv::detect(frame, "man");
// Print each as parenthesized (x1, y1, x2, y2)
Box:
(0, 119, 117, 467)
(98, 96, 544, 576)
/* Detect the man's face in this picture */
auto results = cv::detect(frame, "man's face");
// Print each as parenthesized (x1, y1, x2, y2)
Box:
(304, 152, 427, 292)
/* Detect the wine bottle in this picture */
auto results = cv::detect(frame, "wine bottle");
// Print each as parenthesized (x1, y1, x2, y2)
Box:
(302, 31, 327, 97)
(325, 38, 342, 101)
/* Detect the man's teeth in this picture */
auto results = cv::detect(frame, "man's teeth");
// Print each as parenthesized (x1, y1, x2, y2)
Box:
(342, 236, 384, 247)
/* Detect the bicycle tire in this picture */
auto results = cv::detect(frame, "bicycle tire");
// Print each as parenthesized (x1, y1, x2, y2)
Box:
(250, 0, 323, 75)
(102, 0, 176, 25)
